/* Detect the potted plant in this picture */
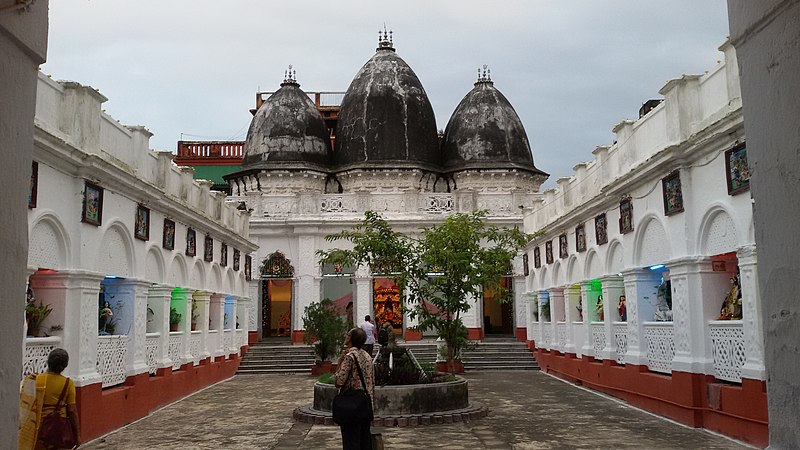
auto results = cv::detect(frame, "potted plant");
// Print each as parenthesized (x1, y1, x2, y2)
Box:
(169, 307, 182, 332)
(25, 300, 52, 337)
(190, 301, 199, 331)
(302, 298, 348, 375)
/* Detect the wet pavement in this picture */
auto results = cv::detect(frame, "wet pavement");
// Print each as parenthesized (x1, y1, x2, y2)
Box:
(83, 371, 750, 449)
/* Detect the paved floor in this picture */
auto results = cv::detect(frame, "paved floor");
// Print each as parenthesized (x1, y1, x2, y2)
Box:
(84, 371, 749, 449)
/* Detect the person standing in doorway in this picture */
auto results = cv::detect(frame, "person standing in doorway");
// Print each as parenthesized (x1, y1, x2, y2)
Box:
(360, 315, 376, 356)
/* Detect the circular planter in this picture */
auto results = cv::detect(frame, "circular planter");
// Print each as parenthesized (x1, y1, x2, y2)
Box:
(314, 377, 469, 416)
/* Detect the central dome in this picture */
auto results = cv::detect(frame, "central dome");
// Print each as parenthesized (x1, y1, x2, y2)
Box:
(334, 35, 440, 172)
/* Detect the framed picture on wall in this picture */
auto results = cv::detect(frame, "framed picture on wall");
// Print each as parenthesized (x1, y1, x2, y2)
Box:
(81, 181, 104, 226)
(619, 197, 633, 234)
(163, 219, 176, 250)
(725, 143, 750, 195)
(522, 254, 529, 277)
(29, 161, 38, 209)
(559, 234, 568, 259)
(245, 255, 252, 281)
(204, 235, 213, 262)
(662, 171, 684, 216)
(221, 243, 228, 267)
(134, 205, 150, 241)
(534, 247, 541, 268)
(575, 224, 587, 252)
(595, 213, 608, 245)
(233, 249, 240, 271)
(545, 241, 554, 264)
(186, 228, 196, 256)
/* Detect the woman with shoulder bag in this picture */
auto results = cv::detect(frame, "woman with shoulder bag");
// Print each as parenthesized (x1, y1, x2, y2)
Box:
(19, 348, 81, 449)
(333, 327, 375, 450)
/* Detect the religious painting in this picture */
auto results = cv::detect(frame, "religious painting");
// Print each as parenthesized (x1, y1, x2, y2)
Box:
(662, 171, 684, 216)
(373, 278, 401, 330)
(233, 249, 240, 271)
(81, 181, 103, 226)
(204, 234, 213, 262)
(619, 197, 633, 234)
(523, 254, 529, 277)
(559, 234, 568, 259)
(545, 241, 554, 264)
(186, 228, 196, 256)
(725, 143, 750, 195)
(29, 161, 38, 209)
(220, 243, 228, 267)
(134, 205, 150, 241)
(595, 213, 608, 245)
(163, 219, 175, 250)
(575, 224, 587, 252)
(533, 247, 541, 269)
(245, 255, 252, 281)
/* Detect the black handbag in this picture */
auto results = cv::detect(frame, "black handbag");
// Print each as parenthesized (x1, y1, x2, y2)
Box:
(332, 354, 373, 426)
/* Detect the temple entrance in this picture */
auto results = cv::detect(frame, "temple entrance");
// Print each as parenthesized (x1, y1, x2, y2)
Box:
(373, 278, 402, 334)
(483, 276, 514, 335)
(260, 251, 294, 339)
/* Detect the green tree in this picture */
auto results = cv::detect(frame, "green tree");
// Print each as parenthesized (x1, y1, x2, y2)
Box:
(302, 298, 349, 362)
(317, 210, 532, 373)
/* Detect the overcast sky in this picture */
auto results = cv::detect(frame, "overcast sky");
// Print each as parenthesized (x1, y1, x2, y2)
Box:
(43, 1, 730, 186)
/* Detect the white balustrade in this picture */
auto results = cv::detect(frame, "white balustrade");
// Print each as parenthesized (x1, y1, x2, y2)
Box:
(591, 323, 606, 359)
(530, 322, 539, 346)
(145, 332, 160, 375)
(541, 324, 552, 349)
(613, 322, 628, 365)
(23, 337, 61, 376)
(189, 331, 202, 365)
(96, 335, 128, 388)
(420, 193, 454, 214)
(208, 330, 218, 356)
(168, 332, 183, 370)
(223, 330, 233, 357)
(320, 194, 357, 213)
(556, 322, 567, 349)
(643, 322, 675, 374)
(709, 320, 746, 383)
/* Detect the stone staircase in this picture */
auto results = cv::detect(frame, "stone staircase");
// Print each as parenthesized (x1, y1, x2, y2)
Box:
(461, 337, 539, 371)
(236, 341, 315, 374)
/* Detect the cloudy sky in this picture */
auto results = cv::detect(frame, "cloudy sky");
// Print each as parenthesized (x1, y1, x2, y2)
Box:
(43, 1, 730, 186)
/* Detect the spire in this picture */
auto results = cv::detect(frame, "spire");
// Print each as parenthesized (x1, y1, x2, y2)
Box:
(281, 64, 299, 87)
(377, 25, 395, 52)
(475, 64, 493, 86)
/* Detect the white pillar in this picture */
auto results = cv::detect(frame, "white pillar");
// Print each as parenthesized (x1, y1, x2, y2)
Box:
(563, 284, 581, 353)
(549, 287, 564, 349)
(621, 268, 661, 366)
(513, 276, 527, 334)
(579, 281, 596, 357)
(537, 290, 550, 349)
(354, 265, 372, 326)
(210, 293, 225, 357)
(600, 276, 625, 360)
(737, 245, 765, 380)
(147, 284, 173, 370)
(61, 270, 105, 386)
(193, 290, 211, 359)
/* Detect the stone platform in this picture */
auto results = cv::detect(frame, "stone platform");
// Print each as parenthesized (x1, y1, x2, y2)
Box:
(293, 401, 489, 427)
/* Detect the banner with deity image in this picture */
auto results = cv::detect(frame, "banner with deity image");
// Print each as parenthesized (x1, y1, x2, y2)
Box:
(373, 278, 402, 331)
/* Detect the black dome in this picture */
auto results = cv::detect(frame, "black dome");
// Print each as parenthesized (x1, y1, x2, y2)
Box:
(441, 74, 546, 175)
(334, 39, 440, 172)
(242, 74, 332, 172)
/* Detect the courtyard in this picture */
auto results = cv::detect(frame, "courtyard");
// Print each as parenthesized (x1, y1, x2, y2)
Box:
(83, 371, 748, 449)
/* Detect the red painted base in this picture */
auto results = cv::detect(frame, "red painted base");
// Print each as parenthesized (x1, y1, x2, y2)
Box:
(515, 327, 527, 342)
(533, 349, 768, 448)
(466, 328, 484, 341)
(76, 353, 242, 442)
(404, 329, 423, 341)
(291, 330, 306, 344)
(436, 359, 465, 374)
(248, 331, 259, 345)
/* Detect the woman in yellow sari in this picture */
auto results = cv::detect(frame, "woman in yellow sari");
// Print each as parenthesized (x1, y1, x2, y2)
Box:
(19, 348, 81, 449)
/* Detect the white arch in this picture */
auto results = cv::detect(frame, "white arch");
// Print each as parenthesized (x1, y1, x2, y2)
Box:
(225, 269, 236, 295)
(540, 267, 550, 290)
(28, 211, 70, 270)
(209, 264, 223, 293)
(97, 220, 135, 278)
(527, 271, 537, 292)
(634, 214, 671, 267)
(606, 240, 625, 275)
(552, 261, 564, 287)
(190, 260, 206, 290)
(566, 256, 581, 284)
(697, 204, 740, 255)
(144, 245, 166, 284)
(585, 249, 603, 280)
(168, 254, 188, 287)
(238, 273, 248, 297)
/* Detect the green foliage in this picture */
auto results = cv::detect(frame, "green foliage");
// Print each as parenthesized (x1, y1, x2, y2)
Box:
(169, 307, 182, 325)
(25, 300, 52, 335)
(318, 210, 535, 374)
(318, 372, 335, 385)
(303, 298, 349, 362)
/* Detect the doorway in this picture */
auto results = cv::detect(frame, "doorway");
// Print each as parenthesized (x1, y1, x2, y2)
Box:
(483, 276, 514, 335)
(261, 279, 292, 338)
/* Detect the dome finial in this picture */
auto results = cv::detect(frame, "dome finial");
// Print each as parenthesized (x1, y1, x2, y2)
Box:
(475, 64, 494, 86)
(281, 64, 299, 87)
(377, 25, 395, 51)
